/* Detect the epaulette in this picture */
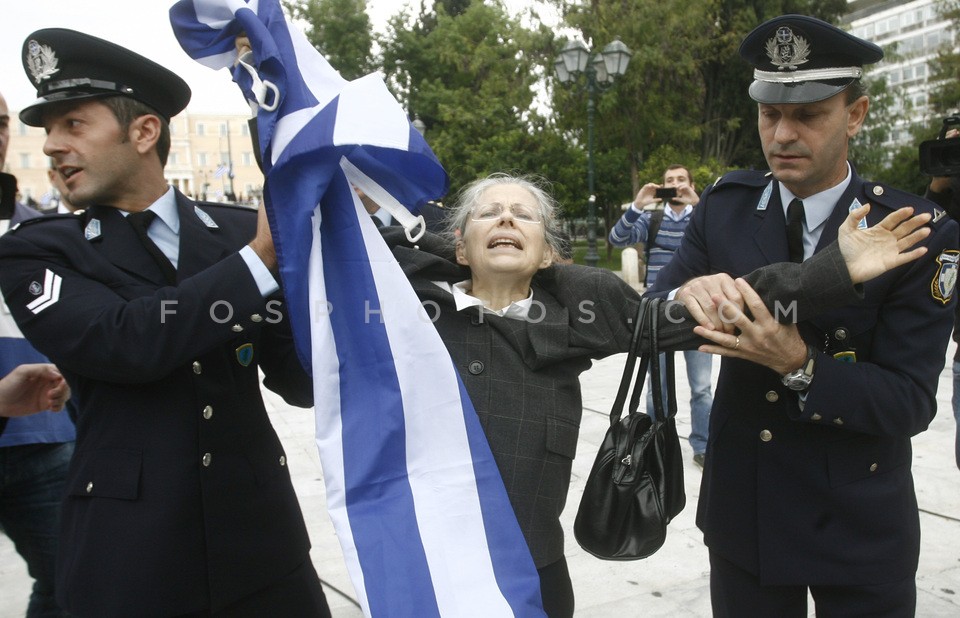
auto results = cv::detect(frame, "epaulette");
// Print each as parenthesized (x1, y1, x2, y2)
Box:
(193, 201, 258, 214)
(860, 181, 939, 216)
(7, 213, 83, 234)
(711, 169, 772, 191)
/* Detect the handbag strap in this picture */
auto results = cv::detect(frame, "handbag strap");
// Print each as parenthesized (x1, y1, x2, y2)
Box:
(648, 298, 678, 423)
(608, 297, 651, 427)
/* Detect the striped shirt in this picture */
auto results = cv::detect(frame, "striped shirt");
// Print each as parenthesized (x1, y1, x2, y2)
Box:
(608, 204, 693, 287)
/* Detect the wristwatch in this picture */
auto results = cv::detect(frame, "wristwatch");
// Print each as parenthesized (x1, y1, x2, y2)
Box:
(781, 344, 817, 391)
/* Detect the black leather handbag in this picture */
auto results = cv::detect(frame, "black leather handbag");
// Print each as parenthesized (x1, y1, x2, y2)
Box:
(573, 297, 686, 560)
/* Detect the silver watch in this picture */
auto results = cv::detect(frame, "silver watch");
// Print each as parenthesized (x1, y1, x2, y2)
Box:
(781, 344, 817, 391)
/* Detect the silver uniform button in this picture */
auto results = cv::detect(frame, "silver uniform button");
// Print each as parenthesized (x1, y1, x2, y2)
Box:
(251, 314, 263, 323)
(810, 413, 822, 421)
(192, 361, 202, 375)
(202, 453, 212, 467)
(869, 463, 878, 472)
(86, 481, 94, 493)
(833, 417, 844, 426)
(279, 455, 286, 466)
(760, 429, 773, 442)
(765, 390, 779, 403)
(202, 405, 213, 420)
(231, 324, 244, 333)
(873, 185, 884, 196)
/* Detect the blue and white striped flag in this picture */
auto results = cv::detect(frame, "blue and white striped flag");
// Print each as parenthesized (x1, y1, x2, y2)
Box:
(170, 1, 545, 616)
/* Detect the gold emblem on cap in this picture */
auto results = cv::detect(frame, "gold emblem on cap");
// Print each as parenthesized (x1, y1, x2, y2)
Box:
(26, 40, 60, 84)
(765, 27, 810, 71)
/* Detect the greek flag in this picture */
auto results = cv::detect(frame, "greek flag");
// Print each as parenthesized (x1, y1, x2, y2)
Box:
(170, 1, 545, 616)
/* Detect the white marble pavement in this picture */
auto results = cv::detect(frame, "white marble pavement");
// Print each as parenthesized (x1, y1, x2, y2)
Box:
(2, 346, 959, 617)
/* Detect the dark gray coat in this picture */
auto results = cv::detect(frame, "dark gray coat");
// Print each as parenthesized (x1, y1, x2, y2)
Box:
(386, 229, 858, 568)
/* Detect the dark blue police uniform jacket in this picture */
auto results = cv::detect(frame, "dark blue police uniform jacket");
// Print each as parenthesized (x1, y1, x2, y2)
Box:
(0, 190, 314, 616)
(649, 168, 958, 586)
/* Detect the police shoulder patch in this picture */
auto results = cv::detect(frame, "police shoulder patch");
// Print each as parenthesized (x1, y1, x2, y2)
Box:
(931, 250, 959, 305)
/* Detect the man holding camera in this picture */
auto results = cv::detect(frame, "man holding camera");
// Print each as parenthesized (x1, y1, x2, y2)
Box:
(924, 125, 960, 471)
(608, 164, 713, 468)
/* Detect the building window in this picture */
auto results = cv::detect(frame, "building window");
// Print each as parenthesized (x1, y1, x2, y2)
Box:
(197, 123, 205, 136)
(199, 152, 208, 166)
(241, 124, 250, 136)
(220, 123, 228, 137)
(168, 152, 179, 166)
(17, 122, 27, 136)
(19, 153, 30, 168)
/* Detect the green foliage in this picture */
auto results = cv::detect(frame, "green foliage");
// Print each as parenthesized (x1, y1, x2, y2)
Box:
(288, 0, 938, 218)
(283, 0, 374, 80)
(379, 1, 577, 205)
(929, 0, 960, 115)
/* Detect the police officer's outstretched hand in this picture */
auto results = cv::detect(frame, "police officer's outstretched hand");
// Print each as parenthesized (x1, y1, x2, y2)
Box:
(839, 203, 931, 284)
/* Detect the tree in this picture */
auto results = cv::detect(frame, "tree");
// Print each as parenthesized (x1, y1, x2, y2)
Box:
(928, 0, 960, 116)
(283, 0, 375, 80)
(379, 2, 582, 199)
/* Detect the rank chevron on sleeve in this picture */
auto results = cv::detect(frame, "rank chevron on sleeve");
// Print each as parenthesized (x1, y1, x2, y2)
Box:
(26, 269, 62, 314)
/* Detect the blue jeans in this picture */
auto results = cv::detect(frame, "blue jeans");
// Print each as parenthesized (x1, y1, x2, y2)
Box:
(953, 362, 960, 470)
(0, 441, 74, 617)
(647, 350, 713, 455)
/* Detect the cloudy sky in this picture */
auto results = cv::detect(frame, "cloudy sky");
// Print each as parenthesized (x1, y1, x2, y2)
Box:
(2, 0, 556, 115)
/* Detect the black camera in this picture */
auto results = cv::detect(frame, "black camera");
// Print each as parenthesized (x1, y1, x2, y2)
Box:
(654, 187, 677, 199)
(919, 115, 960, 176)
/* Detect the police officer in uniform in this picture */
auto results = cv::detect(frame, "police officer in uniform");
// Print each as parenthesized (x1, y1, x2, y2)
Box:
(649, 15, 958, 617)
(0, 29, 331, 617)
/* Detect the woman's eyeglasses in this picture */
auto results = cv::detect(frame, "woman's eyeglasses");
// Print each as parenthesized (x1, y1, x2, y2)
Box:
(470, 202, 542, 224)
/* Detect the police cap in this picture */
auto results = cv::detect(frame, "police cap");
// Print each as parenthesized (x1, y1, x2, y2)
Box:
(739, 15, 883, 105)
(20, 28, 191, 127)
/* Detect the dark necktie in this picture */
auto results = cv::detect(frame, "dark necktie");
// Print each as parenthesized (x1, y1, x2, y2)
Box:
(786, 198, 805, 263)
(127, 210, 177, 284)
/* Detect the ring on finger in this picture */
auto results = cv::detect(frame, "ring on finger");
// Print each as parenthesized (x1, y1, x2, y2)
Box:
(733, 336, 740, 350)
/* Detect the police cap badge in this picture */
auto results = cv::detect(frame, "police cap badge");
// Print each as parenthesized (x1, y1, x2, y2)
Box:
(20, 28, 191, 127)
(739, 15, 883, 105)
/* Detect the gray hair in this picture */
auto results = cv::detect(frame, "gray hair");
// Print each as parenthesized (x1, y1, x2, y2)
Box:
(444, 173, 565, 258)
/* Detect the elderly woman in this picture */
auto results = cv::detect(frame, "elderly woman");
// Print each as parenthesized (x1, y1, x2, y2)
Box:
(384, 173, 927, 617)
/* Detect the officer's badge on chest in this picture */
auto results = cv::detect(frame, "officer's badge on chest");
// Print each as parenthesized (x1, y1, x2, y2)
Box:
(236, 343, 254, 367)
(931, 250, 960, 304)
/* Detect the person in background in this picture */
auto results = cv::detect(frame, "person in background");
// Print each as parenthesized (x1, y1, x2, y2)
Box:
(924, 125, 960, 470)
(608, 164, 712, 467)
(47, 158, 78, 214)
(0, 88, 76, 617)
(649, 15, 958, 616)
(0, 29, 330, 616)
(382, 171, 932, 618)
(0, 364, 70, 419)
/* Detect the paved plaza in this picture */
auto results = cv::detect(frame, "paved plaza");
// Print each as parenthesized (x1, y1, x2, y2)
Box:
(2, 346, 958, 617)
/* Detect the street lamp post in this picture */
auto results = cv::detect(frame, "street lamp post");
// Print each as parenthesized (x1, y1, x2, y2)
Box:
(555, 38, 632, 267)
